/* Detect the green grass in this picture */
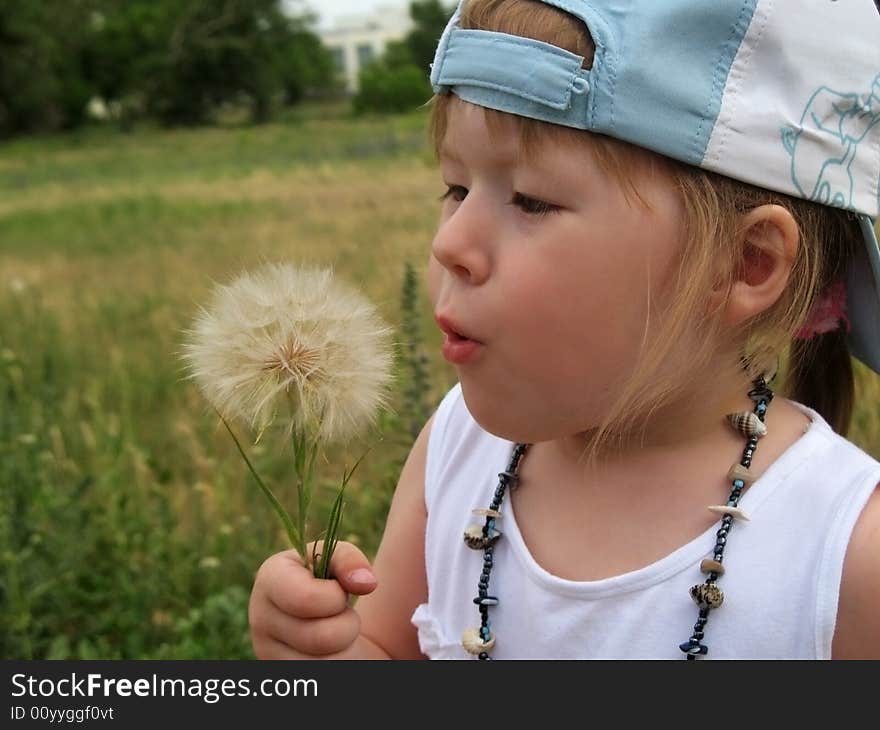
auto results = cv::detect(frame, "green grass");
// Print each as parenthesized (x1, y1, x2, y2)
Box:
(0, 104, 451, 659)
(1, 102, 878, 660)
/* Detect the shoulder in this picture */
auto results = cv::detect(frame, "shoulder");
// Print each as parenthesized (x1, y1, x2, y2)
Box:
(832, 481, 880, 659)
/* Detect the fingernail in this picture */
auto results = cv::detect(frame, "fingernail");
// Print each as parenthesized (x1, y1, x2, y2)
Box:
(348, 568, 375, 585)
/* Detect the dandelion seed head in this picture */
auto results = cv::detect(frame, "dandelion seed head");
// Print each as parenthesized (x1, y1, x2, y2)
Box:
(182, 262, 395, 444)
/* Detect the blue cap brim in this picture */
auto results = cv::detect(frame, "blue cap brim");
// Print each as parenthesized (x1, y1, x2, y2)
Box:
(849, 216, 880, 375)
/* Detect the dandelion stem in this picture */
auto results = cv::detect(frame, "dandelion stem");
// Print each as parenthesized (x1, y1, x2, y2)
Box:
(290, 426, 322, 571)
(314, 443, 373, 578)
(217, 411, 302, 553)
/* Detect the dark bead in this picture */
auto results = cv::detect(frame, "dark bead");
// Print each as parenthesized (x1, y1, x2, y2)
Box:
(715, 536, 727, 547)
(474, 596, 499, 606)
(479, 652, 489, 660)
(679, 640, 708, 656)
(716, 528, 729, 538)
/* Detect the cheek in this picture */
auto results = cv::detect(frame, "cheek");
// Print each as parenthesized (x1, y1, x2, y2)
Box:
(426, 253, 442, 307)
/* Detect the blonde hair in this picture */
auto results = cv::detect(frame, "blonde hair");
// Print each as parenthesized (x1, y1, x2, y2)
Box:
(430, 0, 860, 466)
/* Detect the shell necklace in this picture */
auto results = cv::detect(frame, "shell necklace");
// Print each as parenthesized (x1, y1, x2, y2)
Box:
(461, 372, 775, 660)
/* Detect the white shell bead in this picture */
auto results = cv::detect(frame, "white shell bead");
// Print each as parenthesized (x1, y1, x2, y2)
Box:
(462, 627, 495, 654)
(707, 505, 750, 521)
(472, 508, 502, 519)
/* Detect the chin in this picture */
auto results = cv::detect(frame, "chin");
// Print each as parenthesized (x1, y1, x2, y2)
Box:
(460, 380, 605, 445)
(458, 383, 553, 444)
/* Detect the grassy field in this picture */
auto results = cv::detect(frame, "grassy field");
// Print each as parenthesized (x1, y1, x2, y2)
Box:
(1, 104, 879, 659)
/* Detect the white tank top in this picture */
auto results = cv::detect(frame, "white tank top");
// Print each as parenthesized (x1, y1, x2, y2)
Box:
(411, 382, 880, 659)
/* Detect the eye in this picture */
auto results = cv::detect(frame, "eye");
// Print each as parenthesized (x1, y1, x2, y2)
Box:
(511, 192, 561, 216)
(439, 184, 468, 203)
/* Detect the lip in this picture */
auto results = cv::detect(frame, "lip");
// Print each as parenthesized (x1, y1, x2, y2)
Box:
(441, 332, 482, 364)
(434, 313, 483, 344)
(435, 313, 484, 365)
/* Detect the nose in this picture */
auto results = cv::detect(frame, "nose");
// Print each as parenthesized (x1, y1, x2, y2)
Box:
(430, 196, 491, 286)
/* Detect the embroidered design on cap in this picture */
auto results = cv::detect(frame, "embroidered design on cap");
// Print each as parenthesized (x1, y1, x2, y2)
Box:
(782, 75, 880, 209)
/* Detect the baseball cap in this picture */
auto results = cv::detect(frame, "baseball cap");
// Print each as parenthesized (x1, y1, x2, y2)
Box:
(430, 0, 880, 374)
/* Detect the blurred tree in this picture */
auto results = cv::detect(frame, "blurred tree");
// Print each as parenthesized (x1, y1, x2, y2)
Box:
(404, 0, 455, 74)
(277, 21, 337, 105)
(352, 1, 453, 115)
(143, 0, 331, 125)
(82, 1, 176, 128)
(354, 62, 431, 114)
(0, 1, 96, 137)
(1, 0, 334, 136)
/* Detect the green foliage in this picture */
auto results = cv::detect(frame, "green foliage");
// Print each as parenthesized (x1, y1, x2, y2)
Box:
(353, 63, 432, 115)
(279, 28, 339, 105)
(0, 1, 97, 137)
(141, 0, 320, 126)
(351, 1, 453, 115)
(399, 261, 433, 442)
(0, 0, 335, 136)
(404, 0, 456, 74)
(150, 586, 252, 660)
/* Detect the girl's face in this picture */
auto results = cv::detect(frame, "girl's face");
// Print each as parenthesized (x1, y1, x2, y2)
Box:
(427, 98, 689, 444)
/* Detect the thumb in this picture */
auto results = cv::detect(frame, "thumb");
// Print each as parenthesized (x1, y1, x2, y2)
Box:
(313, 540, 378, 596)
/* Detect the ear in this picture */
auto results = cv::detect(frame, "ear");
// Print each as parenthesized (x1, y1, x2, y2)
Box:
(710, 205, 799, 328)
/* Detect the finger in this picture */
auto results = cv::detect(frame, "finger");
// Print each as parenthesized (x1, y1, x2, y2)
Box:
(255, 635, 362, 661)
(313, 540, 378, 596)
(258, 550, 349, 619)
(262, 601, 362, 657)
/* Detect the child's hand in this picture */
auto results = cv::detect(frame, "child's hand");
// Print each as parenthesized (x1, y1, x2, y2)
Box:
(248, 541, 379, 659)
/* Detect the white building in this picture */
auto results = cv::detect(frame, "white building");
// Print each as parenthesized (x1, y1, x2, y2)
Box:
(318, 4, 413, 93)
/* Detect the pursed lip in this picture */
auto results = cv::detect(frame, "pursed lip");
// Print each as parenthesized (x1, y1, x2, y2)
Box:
(434, 313, 483, 344)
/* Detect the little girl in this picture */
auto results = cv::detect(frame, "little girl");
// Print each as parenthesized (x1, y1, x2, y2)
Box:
(248, 0, 880, 659)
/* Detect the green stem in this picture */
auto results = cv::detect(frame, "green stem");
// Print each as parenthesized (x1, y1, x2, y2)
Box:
(217, 411, 301, 554)
(313, 443, 375, 579)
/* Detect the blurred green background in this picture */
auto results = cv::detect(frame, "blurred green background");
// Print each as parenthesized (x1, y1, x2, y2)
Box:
(1, 0, 878, 660)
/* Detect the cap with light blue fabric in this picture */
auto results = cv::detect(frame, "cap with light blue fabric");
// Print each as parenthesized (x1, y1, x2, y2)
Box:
(430, 0, 880, 374)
